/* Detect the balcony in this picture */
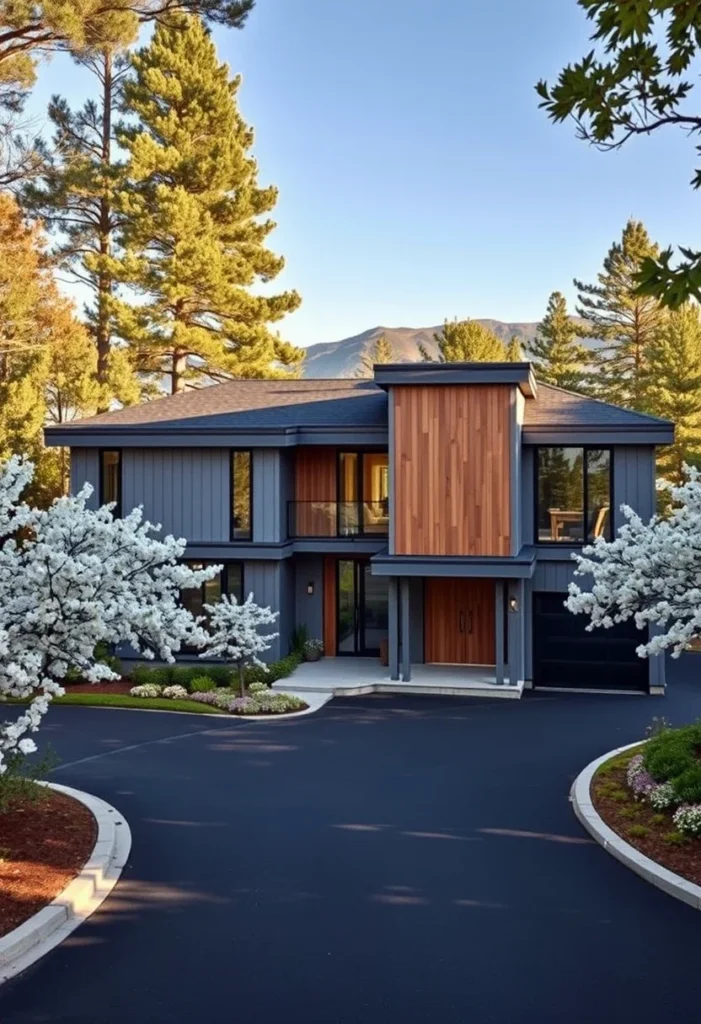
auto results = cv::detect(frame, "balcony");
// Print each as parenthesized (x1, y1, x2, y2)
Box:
(288, 501, 389, 539)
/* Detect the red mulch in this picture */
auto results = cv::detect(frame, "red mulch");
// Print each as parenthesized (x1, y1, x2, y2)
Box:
(592, 753, 701, 887)
(63, 681, 133, 694)
(0, 789, 97, 937)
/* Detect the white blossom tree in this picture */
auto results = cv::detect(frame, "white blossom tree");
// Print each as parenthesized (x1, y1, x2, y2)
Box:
(567, 469, 701, 658)
(0, 456, 219, 773)
(201, 593, 279, 696)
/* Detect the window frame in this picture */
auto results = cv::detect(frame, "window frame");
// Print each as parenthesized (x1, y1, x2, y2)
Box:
(98, 449, 122, 518)
(230, 449, 253, 542)
(533, 445, 614, 546)
(336, 449, 390, 537)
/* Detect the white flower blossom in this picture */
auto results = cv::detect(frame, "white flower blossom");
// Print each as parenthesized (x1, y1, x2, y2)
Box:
(201, 593, 278, 696)
(0, 456, 219, 773)
(566, 466, 701, 658)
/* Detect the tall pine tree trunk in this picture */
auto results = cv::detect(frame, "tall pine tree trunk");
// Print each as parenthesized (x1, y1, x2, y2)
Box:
(172, 351, 188, 393)
(96, 49, 113, 409)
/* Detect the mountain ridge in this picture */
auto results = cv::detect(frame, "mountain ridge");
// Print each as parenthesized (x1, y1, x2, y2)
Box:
(300, 321, 547, 378)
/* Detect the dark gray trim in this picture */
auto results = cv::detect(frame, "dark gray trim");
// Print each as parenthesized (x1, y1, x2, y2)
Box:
(534, 545, 582, 562)
(292, 538, 388, 555)
(400, 577, 411, 681)
(370, 548, 536, 579)
(388, 578, 399, 680)
(373, 362, 537, 397)
(523, 427, 673, 445)
(495, 581, 505, 685)
(45, 426, 389, 449)
(184, 538, 388, 560)
(185, 542, 293, 561)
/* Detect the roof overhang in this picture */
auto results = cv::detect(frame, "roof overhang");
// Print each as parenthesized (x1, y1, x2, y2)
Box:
(370, 546, 536, 579)
(522, 424, 675, 446)
(44, 425, 390, 448)
(373, 362, 538, 397)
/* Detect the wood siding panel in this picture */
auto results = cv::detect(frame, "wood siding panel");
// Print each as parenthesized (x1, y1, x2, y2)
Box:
(294, 448, 337, 537)
(393, 385, 511, 555)
(323, 556, 337, 656)
(425, 578, 496, 665)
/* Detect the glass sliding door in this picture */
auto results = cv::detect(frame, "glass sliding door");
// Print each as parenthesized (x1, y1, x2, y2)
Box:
(362, 452, 389, 534)
(336, 560, 389, 655)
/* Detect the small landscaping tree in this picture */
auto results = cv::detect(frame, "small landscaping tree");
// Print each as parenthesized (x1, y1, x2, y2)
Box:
(201, 593, 279, 697)
(0, 455, 218, 773)
(566, 468, 701, 657)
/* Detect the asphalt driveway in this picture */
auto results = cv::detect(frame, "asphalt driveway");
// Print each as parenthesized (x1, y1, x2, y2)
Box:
(2, 657, 701, 1023)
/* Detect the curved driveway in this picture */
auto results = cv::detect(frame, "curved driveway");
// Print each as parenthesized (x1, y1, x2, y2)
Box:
(3, 660, 701, 1023)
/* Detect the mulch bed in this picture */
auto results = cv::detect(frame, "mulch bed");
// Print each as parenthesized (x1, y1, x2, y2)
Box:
(0, 789, 97, 937)
(63, 681, 133, 694)
(592, 751, 701, 887)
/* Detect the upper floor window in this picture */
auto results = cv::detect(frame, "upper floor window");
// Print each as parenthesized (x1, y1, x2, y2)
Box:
(536, 447, 611, 544)
(231, 451, 252, 540)
(338, 451, 389, 535)
(100, 450, 121, 517)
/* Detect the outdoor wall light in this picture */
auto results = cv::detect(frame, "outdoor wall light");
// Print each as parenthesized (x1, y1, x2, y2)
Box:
(307, 582, 315, 595)
(508, 595, 519, 613)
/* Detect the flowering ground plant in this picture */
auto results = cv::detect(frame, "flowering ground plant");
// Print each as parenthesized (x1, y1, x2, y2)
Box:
(189, 687, 307, 715)
(130, 684, 163, 698)
(623, 723, 701, 833)
(162, 685, 189, 700)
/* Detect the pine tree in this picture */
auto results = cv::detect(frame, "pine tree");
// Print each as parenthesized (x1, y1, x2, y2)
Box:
(427, 319, 507, 362)
(528, 291, 589, 390)
(576, 220, 666, 410)
(21, 1, 253, 398)
(505, 334, 523, 361)
(646, 304, 701, 483)
(356, 333, 395, 377)
(114, 15, 302, 393)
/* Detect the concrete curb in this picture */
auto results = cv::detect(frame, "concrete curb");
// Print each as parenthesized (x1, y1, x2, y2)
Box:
(571, 741, 701, 912)
(0, 782, 131, 985)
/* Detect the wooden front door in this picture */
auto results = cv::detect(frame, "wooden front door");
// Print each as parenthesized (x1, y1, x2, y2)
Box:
(424, 579, 496, 665)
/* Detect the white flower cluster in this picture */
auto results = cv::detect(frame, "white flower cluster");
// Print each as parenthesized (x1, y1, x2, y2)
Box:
(201, 593, 278, 689)
(672, 804, 701, 836)
(567, 466, 701, 657)
(162, 685, 189, 700)
(130, 684, 163, 698)
(0, 456, 219, 773)
(648, 782, 676, 809)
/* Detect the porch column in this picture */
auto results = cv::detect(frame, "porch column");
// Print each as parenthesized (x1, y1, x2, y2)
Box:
(400, 577, 411, 681)
(388, 577, 399, 680)
(495, 580, 505, 685)
(506, 579, 525, 686)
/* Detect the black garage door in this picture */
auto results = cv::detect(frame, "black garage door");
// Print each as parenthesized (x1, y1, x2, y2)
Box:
(533, 592, 649, 692)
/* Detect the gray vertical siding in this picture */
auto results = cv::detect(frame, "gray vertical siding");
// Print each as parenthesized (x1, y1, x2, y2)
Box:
(293, 555, 324, 641)
(70, 448, 100, 508)
(243, 560, 285, 661)
(122, 449, 229, 541)
(252, 449, 283, 543)
(613, 446, 656, 527)
(279, 450, 293, 542)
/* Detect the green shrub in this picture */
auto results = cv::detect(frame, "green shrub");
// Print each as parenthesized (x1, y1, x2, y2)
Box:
(611, 789, 629, 802)
(131, 664, 174, 686)
(291, 623, 309, 654)
(170, 665, 200, 688)
(663, 831, 687, 846)
(644, 722, 701, 803)
(627, 824, 649, 838)
(188, 675, 216, 694)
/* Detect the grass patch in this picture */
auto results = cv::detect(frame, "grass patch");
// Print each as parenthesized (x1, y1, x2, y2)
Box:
(51, 693, 226, 714)
(627, 824, 650, 838)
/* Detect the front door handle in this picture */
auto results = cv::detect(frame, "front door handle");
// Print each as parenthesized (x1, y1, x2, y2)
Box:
(467, 610, 473, 634)
(459, 611, 465, 634)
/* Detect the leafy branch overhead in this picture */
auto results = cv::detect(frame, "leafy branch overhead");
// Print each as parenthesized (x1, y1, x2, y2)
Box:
(537, 0, 701, 307)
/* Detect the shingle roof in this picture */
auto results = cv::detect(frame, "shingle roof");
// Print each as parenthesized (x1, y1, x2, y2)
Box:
(56, 379, 388, 430)
(50, 375, 672, 433)
(524, 383, 672, 428)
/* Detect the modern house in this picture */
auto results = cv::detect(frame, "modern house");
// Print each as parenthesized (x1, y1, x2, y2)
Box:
(45, 362, 674, 696)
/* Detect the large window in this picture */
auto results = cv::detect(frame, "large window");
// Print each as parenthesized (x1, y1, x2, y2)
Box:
(536, 447, 611, 543)
(231, 451, 252, 540)
(100, 450, 121, 516)
(337, 451, 389, 535)
(181, 562, 244, 621)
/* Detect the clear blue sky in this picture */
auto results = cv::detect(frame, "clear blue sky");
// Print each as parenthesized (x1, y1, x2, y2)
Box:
(24, 0, 698, 348)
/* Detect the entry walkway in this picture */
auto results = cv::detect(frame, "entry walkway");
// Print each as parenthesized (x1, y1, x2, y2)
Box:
(281, 657, 524, 699)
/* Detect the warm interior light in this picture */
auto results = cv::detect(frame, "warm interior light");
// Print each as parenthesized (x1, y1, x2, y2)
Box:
(509, 596, 518, 613)
(307, 582, 314, 595)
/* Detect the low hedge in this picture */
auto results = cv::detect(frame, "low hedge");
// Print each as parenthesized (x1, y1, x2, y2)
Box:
(128, 651, 302, 690)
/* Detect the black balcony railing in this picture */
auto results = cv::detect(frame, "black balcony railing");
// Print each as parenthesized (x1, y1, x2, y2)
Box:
(288, 500, 389, 538)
